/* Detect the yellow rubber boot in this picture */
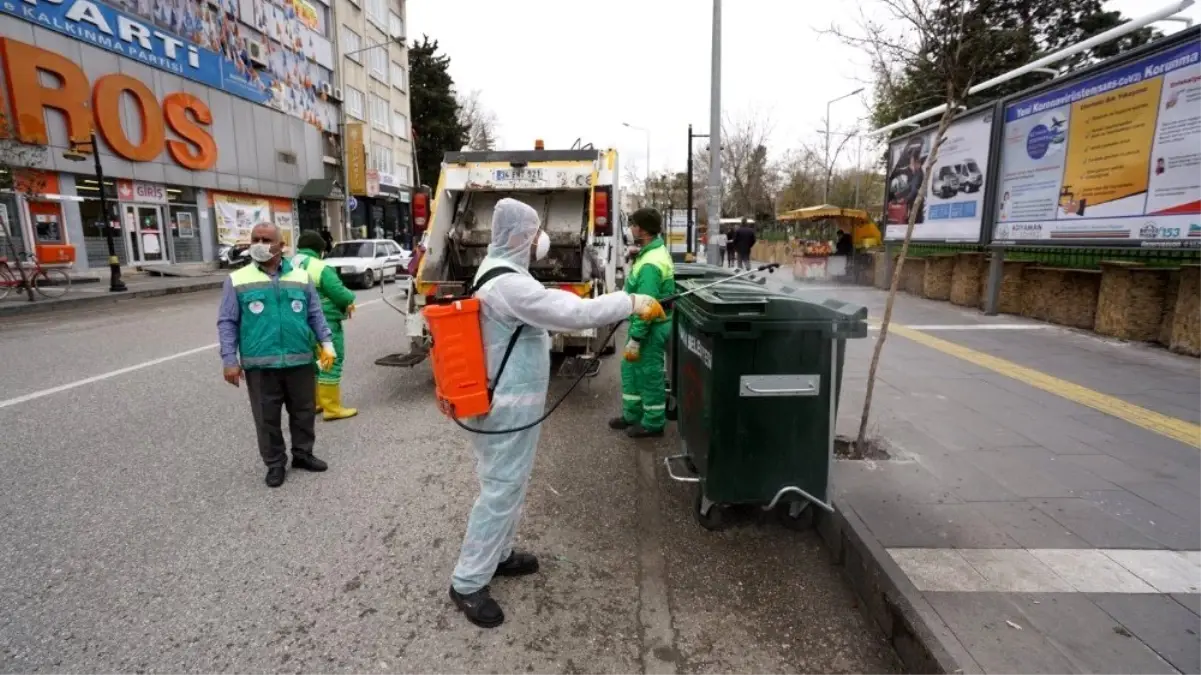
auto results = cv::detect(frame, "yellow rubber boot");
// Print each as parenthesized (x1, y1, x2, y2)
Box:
(319, 383, 358, 421)
(315, 383, 324, 413)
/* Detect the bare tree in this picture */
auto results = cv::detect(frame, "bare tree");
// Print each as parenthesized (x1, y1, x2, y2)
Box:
(832, 0, 988, 453)
(455, 89, 499, 151)
(0, 111, 49, 302)
(721, 114, 776, 218)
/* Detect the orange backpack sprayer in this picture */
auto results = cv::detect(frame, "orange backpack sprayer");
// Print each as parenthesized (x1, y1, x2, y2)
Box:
(423, 267, 523, 421)
(424, 263, 780, 435)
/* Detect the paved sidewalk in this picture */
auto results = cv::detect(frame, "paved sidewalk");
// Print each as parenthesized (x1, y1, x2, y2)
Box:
(0, 271, 228, 318)
(756, 272, 1201, 674)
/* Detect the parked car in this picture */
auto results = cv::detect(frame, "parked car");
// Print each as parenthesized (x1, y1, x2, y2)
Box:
(931, 165, 960, 199)
(324, 239, 411, 289)
(954, 159, 983, 193)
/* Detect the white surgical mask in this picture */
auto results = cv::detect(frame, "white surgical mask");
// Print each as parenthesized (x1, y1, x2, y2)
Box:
(534, 230, 550, 261)
(249, 243, 275, 263)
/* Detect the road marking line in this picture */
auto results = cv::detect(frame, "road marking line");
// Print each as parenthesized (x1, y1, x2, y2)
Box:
(887, 323, 1201, 449)
(0, 297, 393, 410)
(889, 548, 1201, 593)
(879, 324, 1050, 331)
(0, 343, 218, 410)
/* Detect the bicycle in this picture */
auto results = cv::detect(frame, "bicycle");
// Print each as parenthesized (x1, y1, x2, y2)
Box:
(0, 251, 72, 300)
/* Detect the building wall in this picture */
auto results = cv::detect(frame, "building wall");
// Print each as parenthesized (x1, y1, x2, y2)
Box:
(333, 0, 412, 189)
(0, 20, 328, 199)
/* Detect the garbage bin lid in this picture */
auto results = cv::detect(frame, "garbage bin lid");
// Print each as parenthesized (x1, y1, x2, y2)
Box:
(677, 278, 868, 325)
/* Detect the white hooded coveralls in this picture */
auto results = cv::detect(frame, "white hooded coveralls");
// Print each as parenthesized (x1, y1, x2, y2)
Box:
(451, 198, 633, 594)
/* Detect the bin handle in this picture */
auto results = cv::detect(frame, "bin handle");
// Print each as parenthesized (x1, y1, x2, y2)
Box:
(662, 454, 700, 483)
(743, 383, 816, 395)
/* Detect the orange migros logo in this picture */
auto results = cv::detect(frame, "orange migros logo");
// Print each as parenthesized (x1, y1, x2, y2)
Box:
(0, 37, 217, 171)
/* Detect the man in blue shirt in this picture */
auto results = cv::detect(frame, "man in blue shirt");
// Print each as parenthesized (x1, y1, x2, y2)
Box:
(217, 222, 335, 488)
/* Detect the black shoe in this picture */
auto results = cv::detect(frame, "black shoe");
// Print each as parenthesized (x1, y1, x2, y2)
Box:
(449, 585, 504, 628)
(265, 466, 286, 488)
(627, 425, 664, 439)
(608, 417, 632, 431)
(495, 551, 540, 577)
(292, 454, 328, 472)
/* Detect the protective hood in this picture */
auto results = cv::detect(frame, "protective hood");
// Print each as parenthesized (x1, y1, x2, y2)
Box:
(487, 198, 541, 270)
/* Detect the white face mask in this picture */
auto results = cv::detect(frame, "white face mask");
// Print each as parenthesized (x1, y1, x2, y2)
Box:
(533, 230, 550, 261)
(249, 242, 276, 263)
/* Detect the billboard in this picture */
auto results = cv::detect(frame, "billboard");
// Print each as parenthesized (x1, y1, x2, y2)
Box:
(992, 39, 1201, 247)
(885, 110, 994, 242)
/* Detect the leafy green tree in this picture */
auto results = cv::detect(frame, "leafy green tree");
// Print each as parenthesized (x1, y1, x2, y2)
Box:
(409, 36, 468, 187)
(870, 0, 1159, 136)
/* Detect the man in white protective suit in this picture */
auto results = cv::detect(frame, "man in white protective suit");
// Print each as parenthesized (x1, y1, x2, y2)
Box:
(449, 198, 666, 628)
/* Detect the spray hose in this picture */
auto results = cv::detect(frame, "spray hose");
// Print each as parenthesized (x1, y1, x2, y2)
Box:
(452, 263, 780, 435)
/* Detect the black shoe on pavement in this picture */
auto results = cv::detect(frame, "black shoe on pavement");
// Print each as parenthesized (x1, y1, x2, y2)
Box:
(495, 551, 540, 577)
(449, 585, 504, 628)
(627, 425, 664, 439)
(292, 454, 328, 472)
(265, 466, 286, 488)
(608, 417, 632, 431)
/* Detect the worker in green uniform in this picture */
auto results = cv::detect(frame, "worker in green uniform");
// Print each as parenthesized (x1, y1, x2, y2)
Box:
(609, 208, 675, 438)
(294, 230, 359, 420)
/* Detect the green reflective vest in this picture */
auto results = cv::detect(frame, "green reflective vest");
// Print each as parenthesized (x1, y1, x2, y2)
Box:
(626, 238, 675, 323)
(231, 263, 315, 370)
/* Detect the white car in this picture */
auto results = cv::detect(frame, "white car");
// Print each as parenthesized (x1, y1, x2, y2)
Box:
(324, 239, 411, 289)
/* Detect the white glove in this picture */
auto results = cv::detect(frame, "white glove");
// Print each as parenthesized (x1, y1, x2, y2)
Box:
(317, 341, 337, 371)
(321, 341, 336, 358)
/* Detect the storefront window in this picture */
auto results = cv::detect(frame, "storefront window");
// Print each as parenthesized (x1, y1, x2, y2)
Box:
(79, 195, 126, 267)
(169, 204, 203, 263)
(298, 199, 324, 233)
(168, 186, 198, 204)
(0, 194, 25, 256)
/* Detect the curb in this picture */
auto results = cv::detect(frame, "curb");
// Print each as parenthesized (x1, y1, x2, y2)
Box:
(816, 496, 980, 675)
(0, 280, 225, 318)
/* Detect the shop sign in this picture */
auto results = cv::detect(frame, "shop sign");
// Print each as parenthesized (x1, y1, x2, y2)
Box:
(346, 123, 367, 195)
(378, 171, 399, 188)
(366, 169, 381, 197)
(0, 0, 274, 106)
(117, 180, 168, 204)
(0, 38, 217, 171)
(290, 0, 320, 31)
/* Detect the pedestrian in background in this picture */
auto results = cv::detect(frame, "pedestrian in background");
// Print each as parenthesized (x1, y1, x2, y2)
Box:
(294, 230, 359, 421)
(733, 218, 756, 270)
(713, 229, 728, 267)
(725, 227, 737, 268)
(610, 208, 675, 439)
(217, 222, 336, 488)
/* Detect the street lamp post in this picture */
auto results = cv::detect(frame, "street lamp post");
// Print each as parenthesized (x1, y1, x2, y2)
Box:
(824, 87, 864, 204)
(706, 0, 722, 266)
(65, 133, 125, 292)
(686, 124, 709, 255)
(622, 122, 650, 209)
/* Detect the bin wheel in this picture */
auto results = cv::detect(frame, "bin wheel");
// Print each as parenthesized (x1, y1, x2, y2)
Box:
(776, 500, 815, 532)
(694, 488, 725, 531)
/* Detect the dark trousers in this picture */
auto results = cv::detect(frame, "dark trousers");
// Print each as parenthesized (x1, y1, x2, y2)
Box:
(244, 364, 317, 468)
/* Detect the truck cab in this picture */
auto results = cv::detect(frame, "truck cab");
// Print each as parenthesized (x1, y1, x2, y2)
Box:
(383, 143, 622, 367)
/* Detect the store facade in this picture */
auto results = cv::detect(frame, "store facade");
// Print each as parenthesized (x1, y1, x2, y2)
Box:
(0, 0, 336, 273)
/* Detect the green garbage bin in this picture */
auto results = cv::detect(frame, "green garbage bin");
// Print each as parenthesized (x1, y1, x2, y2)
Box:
(665, 264, 765, 422)
(663, 279, 867, 530)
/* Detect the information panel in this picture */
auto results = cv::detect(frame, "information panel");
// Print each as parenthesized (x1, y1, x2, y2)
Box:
(992, 40, 1201, 247)
(885, 110, 994, 242)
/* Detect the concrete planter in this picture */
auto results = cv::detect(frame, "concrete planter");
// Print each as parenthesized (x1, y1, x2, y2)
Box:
(1169, 265, 1200, 357)
(922, 254, 956, 301)
(950, 253, 985, 307)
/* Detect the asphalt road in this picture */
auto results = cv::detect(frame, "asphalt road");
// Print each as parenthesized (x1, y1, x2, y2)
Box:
(0, 284, 897, 674)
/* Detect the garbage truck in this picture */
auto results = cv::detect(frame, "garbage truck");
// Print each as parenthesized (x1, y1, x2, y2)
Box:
(376, 141, 624, 368)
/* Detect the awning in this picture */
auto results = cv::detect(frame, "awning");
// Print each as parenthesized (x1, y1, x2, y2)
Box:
(777, 205, 872, 222)
(298, 178, 345, 201)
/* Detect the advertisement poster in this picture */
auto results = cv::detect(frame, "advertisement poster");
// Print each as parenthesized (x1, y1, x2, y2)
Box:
(213, 195, 271, 246)
(885, 110, 993, 242)
(993, 40, 1201, 246)
(274, 211, 296, 254)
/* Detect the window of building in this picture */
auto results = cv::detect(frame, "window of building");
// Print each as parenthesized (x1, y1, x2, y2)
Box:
(369, 46, 389, 82)
(370, 143, 393, 173)
(345, 86, 364, 119)
(342, 26, 362, 62)
(370, 93, 390, 133)
(391, 62, 405, 91)
(388, 12, 405, 40)
(392, 110, 408, 139)
(395, 163, 411, 186)
(366, 0, 386, 28)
